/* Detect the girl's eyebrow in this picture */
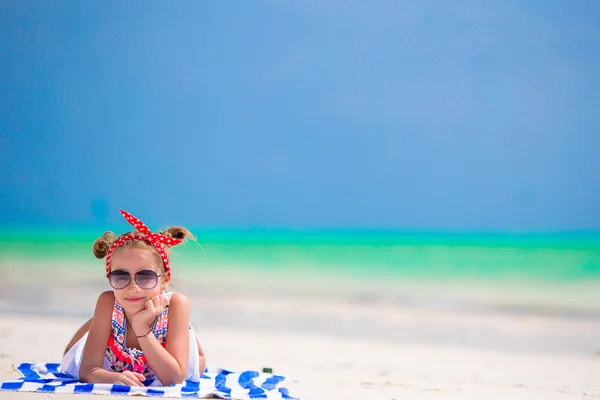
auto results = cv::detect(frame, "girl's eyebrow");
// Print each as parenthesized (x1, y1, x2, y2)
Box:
(112, 267, 159, 272)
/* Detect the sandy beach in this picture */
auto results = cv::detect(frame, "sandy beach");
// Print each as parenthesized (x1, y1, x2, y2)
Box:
(1, 261, 600, 399)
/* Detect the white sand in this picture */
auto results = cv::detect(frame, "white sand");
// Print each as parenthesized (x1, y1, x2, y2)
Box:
(1, 262, 600, 399)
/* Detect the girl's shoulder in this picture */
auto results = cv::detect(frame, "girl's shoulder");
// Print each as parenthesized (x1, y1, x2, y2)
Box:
(97, 290, 116, 305)
(165, 292, 191, 323)
(168, 291, 190, 309)
(91, 290, 116, 318)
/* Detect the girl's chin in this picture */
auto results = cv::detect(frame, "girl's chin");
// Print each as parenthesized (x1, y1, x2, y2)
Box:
(120, 301, 145, 314)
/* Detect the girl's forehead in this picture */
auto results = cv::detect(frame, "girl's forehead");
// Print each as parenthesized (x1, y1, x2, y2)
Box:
(110, 247, 162, 269)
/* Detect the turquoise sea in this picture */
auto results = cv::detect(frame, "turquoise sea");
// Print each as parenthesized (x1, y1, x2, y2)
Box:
(1, 229, 599, 283)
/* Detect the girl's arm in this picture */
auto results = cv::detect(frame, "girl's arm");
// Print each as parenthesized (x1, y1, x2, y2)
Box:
(134, 293, 191, 386)
(79, 291, 145, 386)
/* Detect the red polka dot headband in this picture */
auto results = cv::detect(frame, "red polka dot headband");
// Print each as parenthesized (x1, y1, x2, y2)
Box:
(105, 209, 182, 278)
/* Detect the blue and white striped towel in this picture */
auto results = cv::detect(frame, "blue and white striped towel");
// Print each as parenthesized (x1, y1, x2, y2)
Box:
(0, 362, 299, 399)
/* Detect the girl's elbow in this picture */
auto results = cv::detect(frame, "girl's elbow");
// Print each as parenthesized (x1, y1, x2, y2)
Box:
(78, 366, 94, 383)
(162, 375, 185, 386)
(162, 369, 186, 386)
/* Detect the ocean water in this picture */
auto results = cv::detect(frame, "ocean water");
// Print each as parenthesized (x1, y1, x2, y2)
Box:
(1, 229, 599, 282)
(2, 229, 600, 342)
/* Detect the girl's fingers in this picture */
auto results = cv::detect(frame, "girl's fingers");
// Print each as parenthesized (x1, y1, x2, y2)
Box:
(125, 372, 144, 386)
(122, 377, 141, 387)
(132, 372, 146, 381)
(152, 294, 168, 312)
(145, 299, 156, 314)
(131, 377, 144, 387)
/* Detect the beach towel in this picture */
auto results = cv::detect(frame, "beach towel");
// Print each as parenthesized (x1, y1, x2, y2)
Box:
(0, 362, 299, 399)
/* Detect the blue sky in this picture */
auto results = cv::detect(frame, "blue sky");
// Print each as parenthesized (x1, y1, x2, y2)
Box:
(1, 1, 599, 230)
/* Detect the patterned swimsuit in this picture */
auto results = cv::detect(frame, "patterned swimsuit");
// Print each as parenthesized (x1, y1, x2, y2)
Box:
(104, 292, 172, 380)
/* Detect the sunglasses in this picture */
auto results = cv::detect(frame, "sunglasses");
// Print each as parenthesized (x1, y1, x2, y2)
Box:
(107, 269, 166, 290)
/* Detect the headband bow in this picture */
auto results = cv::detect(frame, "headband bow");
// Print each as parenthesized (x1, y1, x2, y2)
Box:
(105, 209, 182, 278)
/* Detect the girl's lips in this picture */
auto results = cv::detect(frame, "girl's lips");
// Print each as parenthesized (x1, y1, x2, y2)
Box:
(125, 297, 145, 302)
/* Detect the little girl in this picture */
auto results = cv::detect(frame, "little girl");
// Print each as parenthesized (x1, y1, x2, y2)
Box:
(61, 209, 206, 387)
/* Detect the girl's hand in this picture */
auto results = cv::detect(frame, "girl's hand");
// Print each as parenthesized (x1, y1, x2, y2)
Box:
(130, 293, 169, 336)
(113, 371, 146, 386)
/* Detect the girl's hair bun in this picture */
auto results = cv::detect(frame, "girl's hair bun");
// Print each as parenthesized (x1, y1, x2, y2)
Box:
(161, 226, 195, 243)
(92, 231, 117, 259)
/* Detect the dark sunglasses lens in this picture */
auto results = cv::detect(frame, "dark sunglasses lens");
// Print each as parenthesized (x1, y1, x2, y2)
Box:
(135, 270, 158, 289)
(108, 271, 130, 289)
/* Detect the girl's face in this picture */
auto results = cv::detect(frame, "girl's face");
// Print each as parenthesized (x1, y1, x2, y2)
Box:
(108, 247, 169, 315)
